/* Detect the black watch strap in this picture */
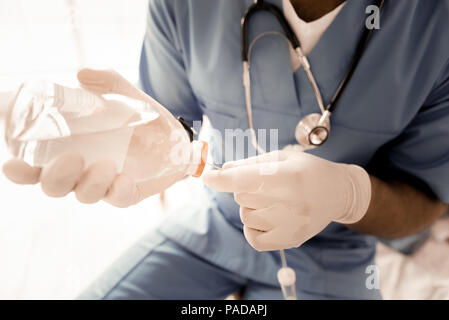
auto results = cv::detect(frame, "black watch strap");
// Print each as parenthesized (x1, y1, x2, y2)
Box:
(177, 117, 195, 142)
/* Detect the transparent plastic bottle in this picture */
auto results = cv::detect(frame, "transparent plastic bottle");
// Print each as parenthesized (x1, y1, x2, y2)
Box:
(4, 81, 208, 182)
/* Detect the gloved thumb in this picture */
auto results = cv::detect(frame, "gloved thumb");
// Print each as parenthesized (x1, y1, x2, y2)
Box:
(77, 68, 141, 98)
(77, 68, 173, 119)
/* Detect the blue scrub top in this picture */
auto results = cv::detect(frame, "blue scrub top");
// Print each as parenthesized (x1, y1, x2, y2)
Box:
(139, 0, 449, 298)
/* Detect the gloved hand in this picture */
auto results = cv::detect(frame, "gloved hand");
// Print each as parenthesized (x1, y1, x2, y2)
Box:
(203, 149, 372, 251)
(2, 69, 185, 207)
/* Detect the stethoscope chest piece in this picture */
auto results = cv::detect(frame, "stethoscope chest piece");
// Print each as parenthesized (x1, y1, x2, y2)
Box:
(295, 112, 330, 149)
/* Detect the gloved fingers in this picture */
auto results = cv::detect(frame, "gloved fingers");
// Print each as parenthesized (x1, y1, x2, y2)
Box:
(256, 230, 298, 251)
(203, 163, 280, 194)
(40, 153, 85, 197)
(203, 165, 259, 193)
(104, 171, 186, 208)
(223, 150, 288, 169)
(75, 160, 117, 204)
(243, 203, 311, 251)
(240, 206, 273, 232)
(243, 225, 267, 252)
(234, 192, 277, 209)
(103, 173, 140, 208)
(2, 158, 41, 185)
(244, 226, 290, 251)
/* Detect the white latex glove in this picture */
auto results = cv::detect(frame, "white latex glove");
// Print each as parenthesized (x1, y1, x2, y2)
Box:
(203, 149, 372, 251)
(2, 69, 185, 207)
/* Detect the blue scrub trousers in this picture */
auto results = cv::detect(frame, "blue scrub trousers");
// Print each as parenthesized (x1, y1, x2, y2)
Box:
(78, 228, 341, 300)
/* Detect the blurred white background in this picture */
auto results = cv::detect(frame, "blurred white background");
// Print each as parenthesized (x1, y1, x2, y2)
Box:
(0, 0, 147, 90)
(0, 0, 194, 299)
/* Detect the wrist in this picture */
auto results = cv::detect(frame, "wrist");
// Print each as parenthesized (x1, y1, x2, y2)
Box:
(334, 164, 372, 224)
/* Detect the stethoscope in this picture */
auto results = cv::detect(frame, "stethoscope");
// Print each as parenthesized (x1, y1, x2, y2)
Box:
(240, 0, 385, 299)
(242, 0, 385, 150)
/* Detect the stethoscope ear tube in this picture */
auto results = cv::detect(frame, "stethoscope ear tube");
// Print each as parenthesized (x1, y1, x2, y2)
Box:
(241, 0, 300, 62)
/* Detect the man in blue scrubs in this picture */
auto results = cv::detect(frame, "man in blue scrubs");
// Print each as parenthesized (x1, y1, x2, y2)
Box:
(4, 0, 449, 299)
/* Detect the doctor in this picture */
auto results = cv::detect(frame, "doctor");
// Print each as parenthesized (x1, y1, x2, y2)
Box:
(4, 0, 449, 299)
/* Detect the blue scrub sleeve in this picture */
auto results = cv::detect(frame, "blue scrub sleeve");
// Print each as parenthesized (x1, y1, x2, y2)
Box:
(380, 59, 449, 203)
(139, 0, 203, 125)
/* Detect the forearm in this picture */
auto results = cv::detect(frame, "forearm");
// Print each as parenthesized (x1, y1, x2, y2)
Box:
(347, 175, 448, 238)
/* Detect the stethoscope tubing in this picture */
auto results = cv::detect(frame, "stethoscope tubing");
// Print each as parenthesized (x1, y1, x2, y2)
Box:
(242, 0, 385, 115)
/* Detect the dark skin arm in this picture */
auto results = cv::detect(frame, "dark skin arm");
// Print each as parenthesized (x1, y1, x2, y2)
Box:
(289, 0, 449, 237)
(348, 176, 448, 238)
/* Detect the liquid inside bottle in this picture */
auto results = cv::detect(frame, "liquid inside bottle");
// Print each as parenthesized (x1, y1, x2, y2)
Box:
(5, 81, 207, 182)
